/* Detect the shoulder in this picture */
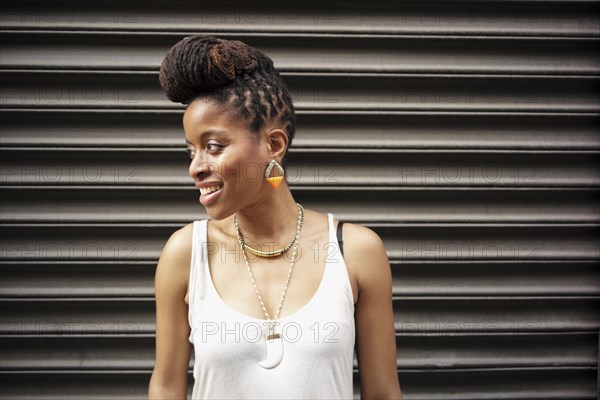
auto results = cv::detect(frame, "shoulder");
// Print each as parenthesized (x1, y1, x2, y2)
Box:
(342, 222, 384, 249)
(162, 222, 195, 261)
(340, 221, 390, 295)
(155, 222, 195, 286)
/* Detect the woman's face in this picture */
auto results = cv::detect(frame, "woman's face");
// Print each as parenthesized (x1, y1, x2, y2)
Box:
(183, 98, 270, 220)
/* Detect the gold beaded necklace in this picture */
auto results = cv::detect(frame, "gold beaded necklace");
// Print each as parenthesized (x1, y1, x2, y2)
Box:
(233, 203, 304, 258)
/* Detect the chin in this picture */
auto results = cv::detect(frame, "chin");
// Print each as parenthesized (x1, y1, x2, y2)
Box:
(204, 207, 232, 221)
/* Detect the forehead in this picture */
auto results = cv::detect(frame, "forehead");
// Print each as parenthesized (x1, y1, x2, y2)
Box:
(183, 98, 246, 137)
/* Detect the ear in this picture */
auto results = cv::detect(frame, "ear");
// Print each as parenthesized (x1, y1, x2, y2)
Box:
(266, 128, 288, 161)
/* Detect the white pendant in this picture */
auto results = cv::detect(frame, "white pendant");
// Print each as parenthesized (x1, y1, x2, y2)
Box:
(258, 324, 283, 369)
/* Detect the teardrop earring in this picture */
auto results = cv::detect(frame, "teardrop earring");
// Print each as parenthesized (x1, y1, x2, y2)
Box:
(265, 159, 285, 189)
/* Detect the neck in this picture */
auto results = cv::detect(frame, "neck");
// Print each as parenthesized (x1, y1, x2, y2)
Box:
(232, 184, 299, 245)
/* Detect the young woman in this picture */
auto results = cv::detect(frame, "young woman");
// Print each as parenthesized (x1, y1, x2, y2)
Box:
(148, 35, 402, 400)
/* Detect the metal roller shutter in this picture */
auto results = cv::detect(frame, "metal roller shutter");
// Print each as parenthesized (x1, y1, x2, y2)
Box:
(1, 1, 599, 399)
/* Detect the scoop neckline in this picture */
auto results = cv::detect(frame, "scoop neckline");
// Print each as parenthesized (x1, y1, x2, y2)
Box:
(201, 216, 333, 323)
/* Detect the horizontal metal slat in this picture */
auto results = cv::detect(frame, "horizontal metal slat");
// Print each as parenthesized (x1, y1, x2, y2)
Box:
(1, 110, 598, 150)
(392, 332, 599, 369)
(1, 260, 598, 298)
(1, 148, 598, 187)
(1, 187, 599, 224)
(2, 71, 599, 112)
(392, 367, 598, 400)
(0, 335, 155, 371)
(1, 31, 599, 74)
(4, 70, 599, 114)
(1, 368, 596, 400)
(0, 332, 596, 370)
(0, 262, 154, 298)
(381, 224, 600, 260)
(393, 296, 599, 332)
(2, 0, 599, 37)
(0, 224, 175, 261)
(0, 370, 166, 400)
(1, 224, 598, 261)
(391, 261, 600, 296)
(0, 297, 598, 334)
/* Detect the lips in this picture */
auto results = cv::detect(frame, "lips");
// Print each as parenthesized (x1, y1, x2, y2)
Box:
(199, 183, 223, 206)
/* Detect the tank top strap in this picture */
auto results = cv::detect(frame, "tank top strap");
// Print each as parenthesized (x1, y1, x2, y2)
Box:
(326, 213, 355, 305)
(187, 219, 209, 343)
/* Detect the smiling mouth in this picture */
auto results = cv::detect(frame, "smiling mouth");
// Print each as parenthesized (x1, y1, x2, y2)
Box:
(199, 184, 224, 195)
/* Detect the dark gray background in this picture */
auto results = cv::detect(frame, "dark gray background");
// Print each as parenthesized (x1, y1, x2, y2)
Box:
(1, 1, 599, 398)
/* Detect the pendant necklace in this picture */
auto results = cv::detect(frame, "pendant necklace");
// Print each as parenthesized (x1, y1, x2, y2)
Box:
(233, 203, 304, 369)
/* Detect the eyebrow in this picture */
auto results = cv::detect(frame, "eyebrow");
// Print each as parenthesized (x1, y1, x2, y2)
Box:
(185, 129, 228, 145)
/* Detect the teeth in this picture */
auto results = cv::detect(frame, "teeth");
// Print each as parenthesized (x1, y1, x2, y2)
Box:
(199, 185, 223, 195)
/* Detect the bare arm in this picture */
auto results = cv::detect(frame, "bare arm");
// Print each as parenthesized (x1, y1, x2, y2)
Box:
(346, 224, 403, 400)
(148, 224, 194, 400)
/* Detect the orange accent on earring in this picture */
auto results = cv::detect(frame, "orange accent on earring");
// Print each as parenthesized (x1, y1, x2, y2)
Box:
(266, 176, 284, 189)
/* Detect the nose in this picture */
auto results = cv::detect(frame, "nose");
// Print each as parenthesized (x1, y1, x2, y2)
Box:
(196, 169, 212, 182)
(188, 154, 216, 181)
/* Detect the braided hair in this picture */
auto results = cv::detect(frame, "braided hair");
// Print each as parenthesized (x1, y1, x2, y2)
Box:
(159, 35, 296, 168)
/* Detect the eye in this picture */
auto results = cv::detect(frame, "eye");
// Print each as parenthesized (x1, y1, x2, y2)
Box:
(184, 142, 223, 159)
(207, 142, 224, 152)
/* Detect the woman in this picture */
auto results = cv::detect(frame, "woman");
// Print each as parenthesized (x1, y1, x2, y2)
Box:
(148, 35, 402, 400)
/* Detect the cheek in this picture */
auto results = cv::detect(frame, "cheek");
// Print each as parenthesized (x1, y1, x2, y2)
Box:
(222, 145, 266, 186)
(230, 160, 264, 186)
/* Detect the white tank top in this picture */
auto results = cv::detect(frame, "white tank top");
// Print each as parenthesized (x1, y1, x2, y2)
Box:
(187, 213, 355, 399)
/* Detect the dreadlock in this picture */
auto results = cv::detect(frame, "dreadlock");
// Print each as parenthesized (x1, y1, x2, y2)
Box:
(158, 35, 296, 168)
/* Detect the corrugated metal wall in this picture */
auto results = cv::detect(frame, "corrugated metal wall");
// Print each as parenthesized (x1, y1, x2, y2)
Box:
(1, 1, 599, 399)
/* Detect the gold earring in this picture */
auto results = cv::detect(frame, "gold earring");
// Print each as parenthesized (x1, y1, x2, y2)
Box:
(265, 159, 285, 189)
